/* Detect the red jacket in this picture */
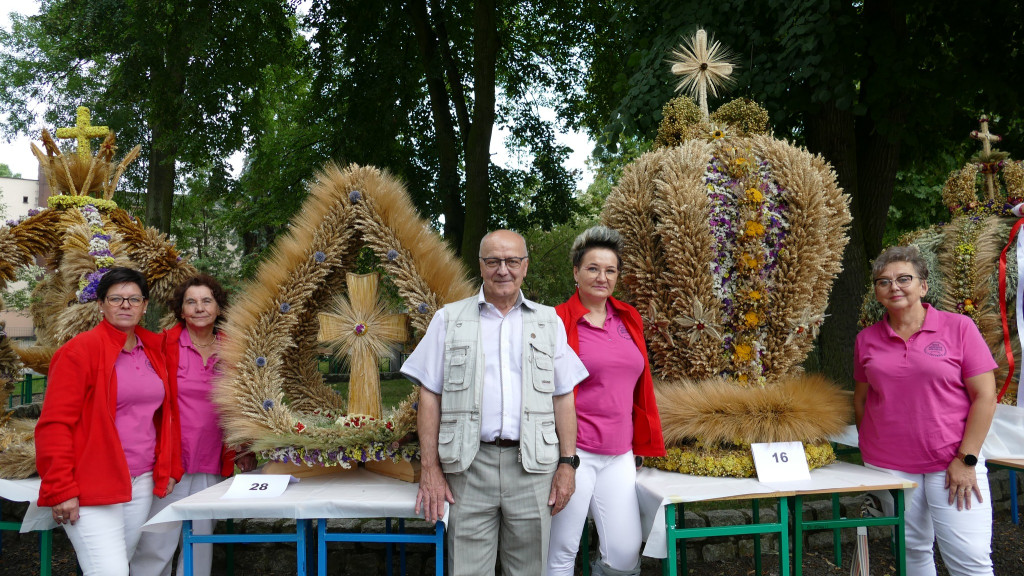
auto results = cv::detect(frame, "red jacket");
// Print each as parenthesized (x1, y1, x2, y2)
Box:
(163, 323, 235, 478)
(556, 292, 666, 457)
(35, 320, 179, 507)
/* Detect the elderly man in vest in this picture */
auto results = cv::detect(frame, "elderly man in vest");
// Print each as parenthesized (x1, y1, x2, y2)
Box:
(401, 229, 588, 575)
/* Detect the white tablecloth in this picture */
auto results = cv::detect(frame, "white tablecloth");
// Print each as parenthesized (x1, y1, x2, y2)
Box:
(0, 477, 58, 533)
(144, 468, 447, 530)
(637, 461, 913, 558)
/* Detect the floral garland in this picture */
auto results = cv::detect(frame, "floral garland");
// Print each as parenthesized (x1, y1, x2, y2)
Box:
(75, 204, 115, 303)
(648, 441, 835, 478)
(260, 442, 420, 469)
(704, 146, 788, 384)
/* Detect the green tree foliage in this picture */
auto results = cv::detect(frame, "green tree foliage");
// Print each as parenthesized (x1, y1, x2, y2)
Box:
(288, 0, 594, 269)
(0, 163, 20, 178)
(571, 0, 1024, 383)
(0, 0, 299, 232)
(2, 264, 45, 311)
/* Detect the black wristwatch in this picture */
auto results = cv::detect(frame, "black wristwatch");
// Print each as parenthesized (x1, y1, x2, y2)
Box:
(558, 455, 580, 469)
(957, 451, 978, 467)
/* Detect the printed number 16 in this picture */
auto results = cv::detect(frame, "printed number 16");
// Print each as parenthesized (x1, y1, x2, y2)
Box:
(771, 452, 788, 463)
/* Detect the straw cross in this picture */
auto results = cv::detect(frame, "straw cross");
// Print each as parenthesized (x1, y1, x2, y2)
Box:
(318, 273, 408, 419)
(971, 117, 1004, 197)
(55, 107, 109, 160)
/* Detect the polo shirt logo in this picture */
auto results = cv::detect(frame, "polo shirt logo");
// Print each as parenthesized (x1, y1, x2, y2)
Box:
(617, 324, 631, 339)
(924, 341, 947, 357)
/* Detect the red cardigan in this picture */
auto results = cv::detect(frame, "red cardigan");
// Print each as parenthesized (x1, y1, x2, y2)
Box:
(556, 292, 666, 457)
(36, 320, 179, 507)
(163, 323, 235, 478)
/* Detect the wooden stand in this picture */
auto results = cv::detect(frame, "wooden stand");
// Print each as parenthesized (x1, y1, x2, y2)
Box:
(364, 459, 421, 482)
(261, 461, 358, 479)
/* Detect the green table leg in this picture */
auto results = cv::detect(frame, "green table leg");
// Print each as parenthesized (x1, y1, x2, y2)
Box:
(39, 530, 52, 576)
(752, 499, 762, 576)
(663, 504, 677, 576)
(779, 497, 790, 576)
(831, 494, 841, 567)
(894, 488, 906, 576)
(792, 496, 804, 576)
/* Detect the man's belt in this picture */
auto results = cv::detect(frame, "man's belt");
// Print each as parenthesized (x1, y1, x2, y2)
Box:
(481, 438, 520, 447)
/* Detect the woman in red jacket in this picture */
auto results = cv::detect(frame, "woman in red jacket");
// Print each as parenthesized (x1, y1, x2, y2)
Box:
(36, 267, 178, 576)
(132, 274, 255, 576)
(546, 226, 666, 576)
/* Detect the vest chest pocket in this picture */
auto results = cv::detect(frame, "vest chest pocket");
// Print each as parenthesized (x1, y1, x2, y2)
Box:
(444, 346, 471, 391)
(530, 342, 555, 393)
(437, 419, 463, 465)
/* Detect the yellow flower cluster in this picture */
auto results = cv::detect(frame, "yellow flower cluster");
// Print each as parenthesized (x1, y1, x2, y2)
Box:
(648, 441, 837, 478)
(48, 195, 118, 212)
(745, 220, 766, 238)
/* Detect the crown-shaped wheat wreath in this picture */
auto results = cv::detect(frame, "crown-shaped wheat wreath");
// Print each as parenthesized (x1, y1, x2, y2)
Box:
(213, 164, 475, 468)
(0, 107, 196, 479)
(606, 29, 853, 477)
(861, 116, 1024, 406)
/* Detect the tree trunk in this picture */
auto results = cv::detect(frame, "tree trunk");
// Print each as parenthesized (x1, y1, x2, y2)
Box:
(405, 0, 465, 253)
(145, 126, 176, 233)
(804, 102, 866, 386)
(459, 0, 499, 269)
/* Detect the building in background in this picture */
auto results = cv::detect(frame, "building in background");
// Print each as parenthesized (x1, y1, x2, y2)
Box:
(0, 166, 49, 339)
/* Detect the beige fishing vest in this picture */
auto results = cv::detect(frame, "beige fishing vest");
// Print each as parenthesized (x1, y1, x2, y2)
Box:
(437, 295, 561, 475)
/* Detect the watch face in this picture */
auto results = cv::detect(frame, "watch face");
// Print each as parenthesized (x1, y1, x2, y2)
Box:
(571, 455, 580, 469)
(963, 453, 978, 466)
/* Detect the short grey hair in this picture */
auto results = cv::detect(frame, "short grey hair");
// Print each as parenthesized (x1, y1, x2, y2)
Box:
(871, 245, 929, 280)
(570, 225, 623, 269)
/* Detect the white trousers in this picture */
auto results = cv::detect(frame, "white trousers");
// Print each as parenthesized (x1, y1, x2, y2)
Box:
(867, 462, 994, 576)
(62, 471, 154, 576)
(545, 450, 642, 576)
(131, 472, 223, 576)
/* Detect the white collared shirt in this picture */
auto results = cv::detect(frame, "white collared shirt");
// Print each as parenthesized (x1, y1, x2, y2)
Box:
(401, 288, 588, 441)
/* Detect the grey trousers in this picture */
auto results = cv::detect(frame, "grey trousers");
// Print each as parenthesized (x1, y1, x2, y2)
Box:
(446, 443, 554, 576)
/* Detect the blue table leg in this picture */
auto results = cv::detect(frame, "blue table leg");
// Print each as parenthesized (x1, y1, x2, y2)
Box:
(183, 520, 194, 576)
(434, 521, 444, 575)
(318, 519, 328, 576)
(1010, 470, 1018, 525)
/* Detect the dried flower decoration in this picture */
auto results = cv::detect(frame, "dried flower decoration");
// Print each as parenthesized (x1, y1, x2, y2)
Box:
(669, 29, 739, 120)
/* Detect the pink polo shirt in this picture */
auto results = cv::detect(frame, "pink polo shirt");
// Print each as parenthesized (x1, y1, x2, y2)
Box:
(854, 304, 997, 473)
(574, 304, 645, 455)
(114, 340, 165, 477)
(177, 330, 226, 474)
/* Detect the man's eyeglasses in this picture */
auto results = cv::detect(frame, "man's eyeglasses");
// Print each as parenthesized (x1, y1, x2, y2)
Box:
(480, 256, 528, 270)
(873, 274, 915, 289)
(106, 295, 145, 307)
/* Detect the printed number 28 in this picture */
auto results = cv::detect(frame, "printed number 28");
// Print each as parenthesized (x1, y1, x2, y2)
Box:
(249, 482, 269, 491)
(771, 452, 788, 463)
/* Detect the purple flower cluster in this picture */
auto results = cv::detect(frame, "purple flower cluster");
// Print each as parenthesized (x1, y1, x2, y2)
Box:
(77, 269, 109, 303)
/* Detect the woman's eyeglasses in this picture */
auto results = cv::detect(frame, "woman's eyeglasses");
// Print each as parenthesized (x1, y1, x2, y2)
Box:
(106, 296, 145, 307)
(873, 274, 915, 289)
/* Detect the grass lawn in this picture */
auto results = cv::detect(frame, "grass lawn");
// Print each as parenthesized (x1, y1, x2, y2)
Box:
(330, 378, 416, 409)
